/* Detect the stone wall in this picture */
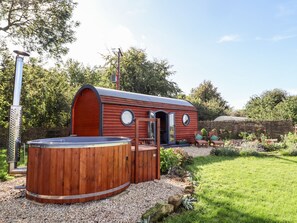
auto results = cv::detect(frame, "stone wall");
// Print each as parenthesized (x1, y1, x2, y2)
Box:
(198, 120, 294, 139)
(0, 120, 294, 147)
(0, 127, 70, 147)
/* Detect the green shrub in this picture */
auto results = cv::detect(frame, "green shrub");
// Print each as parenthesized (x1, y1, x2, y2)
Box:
(281, 149, 297, 156)
(0, 147, 27, 182)
(239, 148, 262, 157)
(160, 148, 182, 174)
(168, 166, 187, 177)
(239, 134, 284, 152)
(239, 132, 257, 141)
(218, 128, 235, 140)
(263, 143, 283, 152)
(211, 146, 264, 157)
(174, 148, 193, 166)
(210, 147, 240, 157)
(257, 134, 283, 151)
(201, 128, 208, 137)
(281, 144, 297, 156)
(241, 141, 263, 151)
(282, 132, 297, 147)
(0, 149, 11, 181)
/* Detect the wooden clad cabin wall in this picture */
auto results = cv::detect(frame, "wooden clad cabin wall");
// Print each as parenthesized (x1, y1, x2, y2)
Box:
(103, 104, 148, 139)
(175, 110, 198, 144)
(71, 89, 198, 142)
(72, 89, 100, 136)
(103, 103, 198, 144)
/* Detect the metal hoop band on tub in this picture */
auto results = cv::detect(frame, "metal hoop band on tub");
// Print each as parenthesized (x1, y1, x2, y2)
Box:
(26, 182, 130, 200)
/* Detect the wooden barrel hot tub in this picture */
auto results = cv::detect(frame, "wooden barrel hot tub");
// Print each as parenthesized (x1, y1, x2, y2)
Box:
(26, 136, 131, 204)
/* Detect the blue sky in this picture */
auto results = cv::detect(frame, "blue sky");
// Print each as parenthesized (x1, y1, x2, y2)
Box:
(66, 0, 297, 109)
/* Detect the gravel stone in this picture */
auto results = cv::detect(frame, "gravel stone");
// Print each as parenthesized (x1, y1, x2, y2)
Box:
(0, 176, 186, 223)
(176, 146, 212, 157)
(0, 147, 210, 222)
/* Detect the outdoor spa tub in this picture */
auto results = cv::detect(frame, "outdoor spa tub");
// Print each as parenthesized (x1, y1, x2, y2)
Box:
(26, 136, 131, 204)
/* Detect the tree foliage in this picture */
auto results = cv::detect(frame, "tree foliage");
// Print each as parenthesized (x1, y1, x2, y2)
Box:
(0, 47, 183, 129)
(0, 51, 74, 129)
(244, 89, 290, 121)
(0, 0, 79, 58)
(102, 47, 181, 97)
(63, 59, 108, 88)
(188, 80, 230, 120)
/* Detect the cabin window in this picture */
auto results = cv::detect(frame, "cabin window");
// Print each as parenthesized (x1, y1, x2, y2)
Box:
(182, 114, 190, 126)
(121, 110, 134, 126)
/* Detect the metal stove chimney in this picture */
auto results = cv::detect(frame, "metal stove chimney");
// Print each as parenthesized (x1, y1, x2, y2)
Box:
(7, 50, 29, 174)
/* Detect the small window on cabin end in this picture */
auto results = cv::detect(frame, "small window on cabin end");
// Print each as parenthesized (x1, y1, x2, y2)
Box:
(121, 110, 134, 126)
(182, 114, 190, 126)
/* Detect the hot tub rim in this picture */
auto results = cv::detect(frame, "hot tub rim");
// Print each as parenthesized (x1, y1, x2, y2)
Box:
(27, 136, 131, 148)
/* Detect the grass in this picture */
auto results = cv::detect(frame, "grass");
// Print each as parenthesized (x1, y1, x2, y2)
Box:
(164, 155, 297, 223)
(0, 147, 27, 181)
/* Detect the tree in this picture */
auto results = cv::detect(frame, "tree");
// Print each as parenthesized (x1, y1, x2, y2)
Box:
(0, 0, 79, 58)
(102, 47, 181, 97)
(0, 51, 15, 127)
(0, 51, 74, 129)
(275, 96, 297, 123)
(245, 89, 288, 120)
(63, 59, 107, 88)
(21, 60, 74, 128)
(190, 80, 227, 105)
(188, 80, 230, 120)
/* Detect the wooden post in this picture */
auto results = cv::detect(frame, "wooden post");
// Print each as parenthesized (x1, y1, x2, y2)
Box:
(156, 118, 160, 180)
(135, 119, 139, 183)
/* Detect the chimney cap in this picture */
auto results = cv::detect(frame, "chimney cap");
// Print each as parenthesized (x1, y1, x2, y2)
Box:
(13, 50, 30, 57)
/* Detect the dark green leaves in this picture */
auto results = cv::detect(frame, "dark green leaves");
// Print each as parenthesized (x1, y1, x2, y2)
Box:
(0, 0, 79, 59)
(188, 80, 230, 120)
(102, 47, 181, 97)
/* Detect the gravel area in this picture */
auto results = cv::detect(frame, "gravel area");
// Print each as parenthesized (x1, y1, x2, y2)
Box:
(0, 176, 186, 223)
(0, 146, 211, 222)
(177, 146, 212, 157)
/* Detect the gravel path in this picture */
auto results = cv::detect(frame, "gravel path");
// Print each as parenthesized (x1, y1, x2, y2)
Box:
(0, 176, 186, 223)
(177, 146, 212, 157)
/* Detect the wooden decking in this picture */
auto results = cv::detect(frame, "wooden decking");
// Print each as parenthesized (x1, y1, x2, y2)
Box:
(131, 145, 157, 151)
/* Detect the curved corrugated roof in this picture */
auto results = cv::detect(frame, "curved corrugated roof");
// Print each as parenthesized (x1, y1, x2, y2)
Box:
(94, 86, 194, 107)
(214, 116, 249, 121)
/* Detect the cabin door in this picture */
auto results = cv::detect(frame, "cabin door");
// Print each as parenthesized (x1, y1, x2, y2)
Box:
(155, 111, 168, 144)
(168, 112, 176, 144)
(148, 111, 175, 144)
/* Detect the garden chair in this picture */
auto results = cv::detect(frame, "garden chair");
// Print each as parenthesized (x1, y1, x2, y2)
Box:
(194, 131, 208, 147)
(208, 130, 224, 147)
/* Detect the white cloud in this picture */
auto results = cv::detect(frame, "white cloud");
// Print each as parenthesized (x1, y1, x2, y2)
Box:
(255, 35, 296, 42)
(217, 34, 240, 43)
(271, 34, 296, 41)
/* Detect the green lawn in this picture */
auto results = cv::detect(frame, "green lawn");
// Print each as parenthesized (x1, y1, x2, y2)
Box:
(165, 155, 297, 223)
